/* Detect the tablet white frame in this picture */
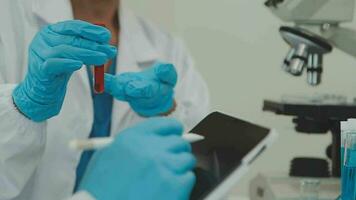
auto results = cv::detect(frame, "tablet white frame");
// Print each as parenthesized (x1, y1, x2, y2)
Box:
(204, 129, 279, 200)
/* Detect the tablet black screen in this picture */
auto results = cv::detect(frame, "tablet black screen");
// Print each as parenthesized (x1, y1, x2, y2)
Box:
(189, 112, 270, 200)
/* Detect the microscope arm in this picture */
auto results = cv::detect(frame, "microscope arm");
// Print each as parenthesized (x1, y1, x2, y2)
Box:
(323, 27, 356, 59)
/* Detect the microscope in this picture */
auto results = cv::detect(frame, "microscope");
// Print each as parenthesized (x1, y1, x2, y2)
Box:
(250, 0, 356, 199)
(265, 0, 356, 86)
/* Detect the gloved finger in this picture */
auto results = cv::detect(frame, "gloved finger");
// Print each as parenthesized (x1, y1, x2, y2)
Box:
(125, 80, 158, 98)
(175, 172, 197, 199)
(48, 20, 111, 43)
(158, 135, 192, 153)
(41, 28, 117, 59)
(125, 79, 173, 99)
(104, 73, 140, 100)
(170, 136, 192, 153)
(163, 153, 196, 174)
(154, 63, 178, 86)
(41, 58, 83, 77)
(133, 117, 184, 137)
(104, 74, 126, 100)
(41, 45, 109, 65)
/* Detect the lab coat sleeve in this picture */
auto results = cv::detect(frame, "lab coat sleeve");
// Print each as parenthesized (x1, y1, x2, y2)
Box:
(0, 84, 46, 200)
(170, 38, 211, 130)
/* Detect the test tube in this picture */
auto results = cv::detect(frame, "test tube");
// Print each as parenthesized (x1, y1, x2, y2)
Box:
(94, 23, 106, 94)
(94, 63, 104, 94)
(341, 132, 356, 200)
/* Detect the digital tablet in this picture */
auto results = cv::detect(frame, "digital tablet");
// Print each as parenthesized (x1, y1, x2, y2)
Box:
(189, 112, 277, 200)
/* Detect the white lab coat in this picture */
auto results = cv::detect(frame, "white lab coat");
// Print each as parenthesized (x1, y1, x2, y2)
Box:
(0, 0, 210, 199)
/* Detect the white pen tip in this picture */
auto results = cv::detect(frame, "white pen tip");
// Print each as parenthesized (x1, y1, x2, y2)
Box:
(69, 140, 95, 150)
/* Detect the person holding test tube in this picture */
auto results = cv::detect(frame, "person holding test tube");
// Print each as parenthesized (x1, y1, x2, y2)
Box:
(0, 0, 210, 200)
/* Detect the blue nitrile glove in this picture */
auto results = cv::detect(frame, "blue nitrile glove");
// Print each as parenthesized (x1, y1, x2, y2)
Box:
(79, 118, 196, 200)
(104, 62, 177, 117)
(12, 20, 117, 122)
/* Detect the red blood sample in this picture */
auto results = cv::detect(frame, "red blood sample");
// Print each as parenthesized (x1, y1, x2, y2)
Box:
(94, 23, 106, 94)
(94, 65, 105, 94)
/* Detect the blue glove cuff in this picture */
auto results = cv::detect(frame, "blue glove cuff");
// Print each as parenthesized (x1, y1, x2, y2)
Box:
(12, 84, 63, 122)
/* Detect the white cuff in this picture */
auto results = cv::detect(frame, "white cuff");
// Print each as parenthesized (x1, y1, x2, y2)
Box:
(0, 84, 42, 124)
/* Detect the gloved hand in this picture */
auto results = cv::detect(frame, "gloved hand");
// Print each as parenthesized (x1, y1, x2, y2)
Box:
(104, 62, 177, 117)
(79, 118, 196, 200)
(12, 20, 117, 122)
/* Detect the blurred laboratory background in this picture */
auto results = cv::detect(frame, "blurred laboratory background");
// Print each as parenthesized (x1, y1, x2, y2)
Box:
(126, 0, 356, 198)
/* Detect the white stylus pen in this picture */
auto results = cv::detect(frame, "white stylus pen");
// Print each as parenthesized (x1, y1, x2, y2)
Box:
(69, 133, 205, 151)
